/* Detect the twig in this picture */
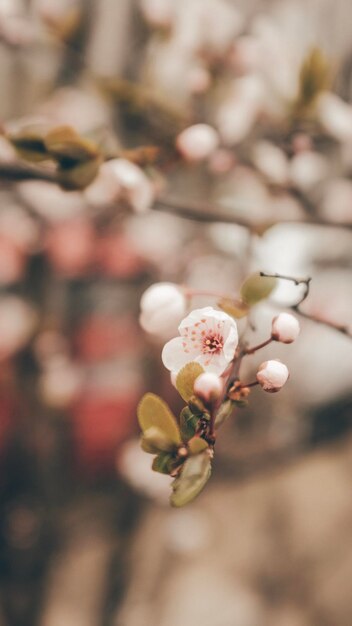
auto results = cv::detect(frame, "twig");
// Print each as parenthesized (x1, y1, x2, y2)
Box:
(1, 162, 352, 233)
(154, 196, 352, 231)
(0, 162, 58, 183)
(260, 272, 352, 338)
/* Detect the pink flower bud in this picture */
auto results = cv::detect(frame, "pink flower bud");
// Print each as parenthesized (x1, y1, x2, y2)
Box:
(176, 124, 219, 162)
(256, 360, 289, 393)
(140, 282, 186, 338)
(194, 372, 223, 403)
(271, 313, 300, 344)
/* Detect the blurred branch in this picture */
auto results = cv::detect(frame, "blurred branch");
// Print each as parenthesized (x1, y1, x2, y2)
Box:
(155, 196, 352, 232)
(0, 162, 58, 183)
(0, 163, 352, 235)
(260, 272, 352, 338)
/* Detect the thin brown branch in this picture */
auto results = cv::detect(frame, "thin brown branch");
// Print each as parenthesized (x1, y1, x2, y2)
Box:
(0, 161, 58, 183)
(0, 162, 352, 233)
(260, 272, 352, 338)
(154, 196, 352, 231)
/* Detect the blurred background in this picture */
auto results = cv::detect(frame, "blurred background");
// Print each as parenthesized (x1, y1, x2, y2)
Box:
(0, 1, 351, 625)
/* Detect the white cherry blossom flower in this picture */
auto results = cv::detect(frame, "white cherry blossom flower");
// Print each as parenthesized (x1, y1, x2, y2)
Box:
(162, 307, 238, 375)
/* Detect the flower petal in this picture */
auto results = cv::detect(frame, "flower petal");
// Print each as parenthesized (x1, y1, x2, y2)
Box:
(162, 337, 198, 372)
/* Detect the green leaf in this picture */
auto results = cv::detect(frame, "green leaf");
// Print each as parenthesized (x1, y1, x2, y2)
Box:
(176, 362, 204, 402)
(58, 157, 101, 190)
(137, 393, 181, 446)
(141, 426, 177, 454)
(152, 452, 177, 475)
(179, 407, 199, 440)
(45, 126, 100, 164)
(188, 437, 208, 455)
(296, 47, 330, 112)
(240, 273, 277, 306)
(170, 451, 211, 507)
(218, 297, 249, 319)
(215, 400, 234, 427)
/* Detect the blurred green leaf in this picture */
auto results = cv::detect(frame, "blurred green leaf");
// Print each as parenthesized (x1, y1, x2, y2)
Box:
(215, 400, 234, 427)
(180, 407, 200, 440)
(218, 297, 249, 319)
(152, 452, 177, 475)
(176, 362, 205, 402)
(138, 393, 181, 446)
(141, 426, 178, 454)
(240, 273, 277, 306)
(45, 126, 100, 165)
(170, 451, 211, 507)
(296, 47, 330, 113)
(188, 437, 208, 455)
(58, 157, 101, 190)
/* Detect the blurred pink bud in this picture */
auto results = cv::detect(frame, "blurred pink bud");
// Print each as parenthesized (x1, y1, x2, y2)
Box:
(45, 218, 95, 277)
(96, 232, 146, 279)
(39, 356, 83, 409)
(208, 149, 236, 174)
(229, 36, 261, 74)
(139, 0, 175, 29)
(271, 313, 300, 343)
(216, 77, 262, 145)
(194, 372, 223, 403)
(290, 152, 328, 191)
(176, 124, 219, 162)
(140, 282, 186, 338)
(0, 205, 38, 252)
(252, 141, 289, 185)
(256, 360, 289, 393)
(187, 66, 211, 95)
(0, 297, 37, 360)
(317, 92, 352, 142)
(109, 159, 154, 212)
(0, 236, 26, 284)
(84, 161, 121, 208)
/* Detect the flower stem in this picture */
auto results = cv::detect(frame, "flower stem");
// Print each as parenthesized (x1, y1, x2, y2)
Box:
(244, 337, 273, 355)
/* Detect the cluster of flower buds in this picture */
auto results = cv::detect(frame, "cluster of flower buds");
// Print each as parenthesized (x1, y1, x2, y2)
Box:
(137, 275, 301, 506)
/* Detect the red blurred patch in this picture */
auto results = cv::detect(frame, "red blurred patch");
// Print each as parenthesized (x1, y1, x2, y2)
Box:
(70, 391, 138, 476)
(74, 315, 142, 362)
(96, 232, 147, 279)
(45, 218, 95, 277)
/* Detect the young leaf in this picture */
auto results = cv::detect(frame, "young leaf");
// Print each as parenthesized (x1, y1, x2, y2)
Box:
(58, 157, 101, 190)
(179, 407, 199, 440)
(218, 297, 249, 319)
(240, 273, 277, 306)
(137, 393, 181, 445)
(215, 400, 234, 427)
(45, 126, 100, 164)
(141, 426, 178, 454)
(176, 362, 204, 402)
(170, 451, 211, 507)
(188, 437, 208, 455)
(152, 452, 177, 475)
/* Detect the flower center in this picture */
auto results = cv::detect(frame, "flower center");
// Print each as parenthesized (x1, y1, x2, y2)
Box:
(202, 331, 223, 354)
